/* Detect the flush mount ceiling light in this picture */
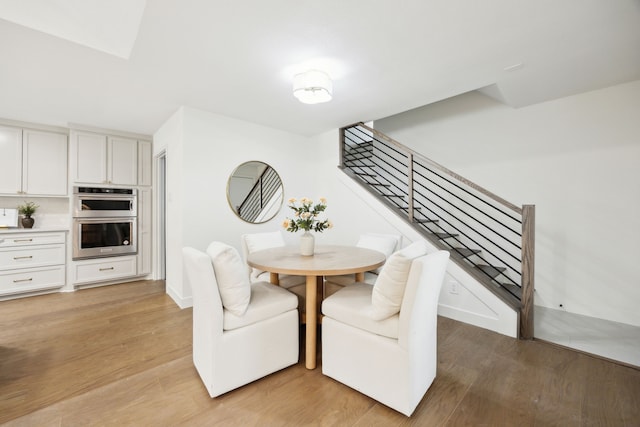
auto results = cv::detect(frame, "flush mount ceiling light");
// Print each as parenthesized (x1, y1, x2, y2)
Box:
(293, 70, 333, 104)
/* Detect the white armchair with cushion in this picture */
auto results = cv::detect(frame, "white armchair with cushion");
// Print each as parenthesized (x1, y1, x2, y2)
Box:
(324, 232, 402, 296)
(183, 242, 299, 398)
(321, 240, 449, 416)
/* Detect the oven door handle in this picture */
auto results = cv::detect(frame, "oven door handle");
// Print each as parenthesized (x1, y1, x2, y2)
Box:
(74, 217, 136, 224)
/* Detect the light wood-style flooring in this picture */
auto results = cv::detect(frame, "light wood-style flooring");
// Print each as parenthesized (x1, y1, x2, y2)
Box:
(1, 280, 639, 426)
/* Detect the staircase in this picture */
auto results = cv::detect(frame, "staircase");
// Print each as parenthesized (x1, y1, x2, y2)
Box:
(339, 123, 535, 338)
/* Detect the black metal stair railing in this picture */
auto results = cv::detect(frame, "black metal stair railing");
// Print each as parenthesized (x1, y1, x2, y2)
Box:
(339, 123, 535, 339)
(237, 166, 281, 223)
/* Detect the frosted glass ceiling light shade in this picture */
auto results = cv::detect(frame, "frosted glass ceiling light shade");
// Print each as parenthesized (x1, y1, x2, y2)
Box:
(293, 70, 333, 104)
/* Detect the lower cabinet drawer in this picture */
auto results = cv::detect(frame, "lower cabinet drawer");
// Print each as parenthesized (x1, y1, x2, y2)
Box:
(0, 244, 65, 271)
(0, 265, 65, 295)
(0, 232, 66, 248)
(73, 256, 137, 285)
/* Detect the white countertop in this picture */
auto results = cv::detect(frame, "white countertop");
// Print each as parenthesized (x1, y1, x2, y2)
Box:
(0, 226, 69, 234)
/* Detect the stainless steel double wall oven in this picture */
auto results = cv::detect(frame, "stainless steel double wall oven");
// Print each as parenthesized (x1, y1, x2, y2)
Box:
(72, 187, 137, 259)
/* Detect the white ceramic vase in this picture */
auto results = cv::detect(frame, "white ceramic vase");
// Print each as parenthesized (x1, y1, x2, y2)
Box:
(300, 230, 315, 256)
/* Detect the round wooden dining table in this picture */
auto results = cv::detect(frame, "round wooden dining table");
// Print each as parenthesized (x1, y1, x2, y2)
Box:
(247, 245, 386, 369)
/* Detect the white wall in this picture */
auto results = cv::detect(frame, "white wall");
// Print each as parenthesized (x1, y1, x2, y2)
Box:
(375, 79, 640, 327)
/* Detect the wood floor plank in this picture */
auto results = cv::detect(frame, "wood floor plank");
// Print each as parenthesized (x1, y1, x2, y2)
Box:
(1, 280, 639, 426)
(580, 355, 640, 426)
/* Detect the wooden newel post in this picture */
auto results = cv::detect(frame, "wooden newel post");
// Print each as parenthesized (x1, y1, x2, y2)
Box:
(520, 204, 535, 339)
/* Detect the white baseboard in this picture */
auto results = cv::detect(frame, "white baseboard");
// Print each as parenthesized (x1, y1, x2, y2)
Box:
(166, 285, 193, 309)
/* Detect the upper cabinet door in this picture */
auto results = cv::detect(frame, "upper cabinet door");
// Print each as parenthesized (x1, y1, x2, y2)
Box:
(74, 132, 108, 184)
(137, 140, 152, 186)
(0, 126, 22, 194)
(22, 130, 68, 196)
(72, 132, 139, 186)
(108, 136, 138, 186)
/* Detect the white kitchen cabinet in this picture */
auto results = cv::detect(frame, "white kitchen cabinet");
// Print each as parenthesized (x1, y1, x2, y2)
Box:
(22, 129, 68, 195)
(137, 187, 152, 276)
(109, 136, 138, 185)
(0, 231, 66, 297)
(0, 126, 68, 196)
(72, 132, 138, 186)
(138, 140, 152, 186)
(73, 132, 107, 184)
(0, 126, 22, 195)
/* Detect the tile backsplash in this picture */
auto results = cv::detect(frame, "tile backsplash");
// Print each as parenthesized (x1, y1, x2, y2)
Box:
(0, 196, 70, 228)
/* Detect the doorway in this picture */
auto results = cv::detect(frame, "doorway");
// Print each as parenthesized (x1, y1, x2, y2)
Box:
(155, 151, 166, 280)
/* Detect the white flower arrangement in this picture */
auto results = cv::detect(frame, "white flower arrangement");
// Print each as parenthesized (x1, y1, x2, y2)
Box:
(282, 197, 333, 233)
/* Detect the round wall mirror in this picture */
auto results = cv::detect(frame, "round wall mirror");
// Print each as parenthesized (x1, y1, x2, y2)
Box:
(226, 161, 284, 224)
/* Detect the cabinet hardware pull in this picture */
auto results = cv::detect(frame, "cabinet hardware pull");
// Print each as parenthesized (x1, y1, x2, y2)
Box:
(13, 278, 33, 283)
(14, 255, 33, 260)
(13, 238, 33, 242)
(99, 267, 115, 271)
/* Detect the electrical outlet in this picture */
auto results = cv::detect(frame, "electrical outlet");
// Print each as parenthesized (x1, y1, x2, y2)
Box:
(449, 280, 459, 294)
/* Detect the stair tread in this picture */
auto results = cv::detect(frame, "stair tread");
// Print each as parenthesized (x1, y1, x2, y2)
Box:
(476, 264, 506, 278)
(344, 147, 372, 151)
(413, 218, 438, 223)
(345, 160, 372, 165)
(345, 140, 373, 146)
(429, 232, 458, 239)
(344, 144, 372, 150)
(452, 247, 481, 258)
(501, 282, 522, 298)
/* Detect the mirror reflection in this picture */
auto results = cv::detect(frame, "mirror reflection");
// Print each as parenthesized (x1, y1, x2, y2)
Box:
(227, 161, 284, 224)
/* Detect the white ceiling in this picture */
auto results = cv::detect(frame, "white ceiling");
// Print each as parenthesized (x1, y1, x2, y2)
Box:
(0, 0, 639, 137)
(0, 0, 146, 59)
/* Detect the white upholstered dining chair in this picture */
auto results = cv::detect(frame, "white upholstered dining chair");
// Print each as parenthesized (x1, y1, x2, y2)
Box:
(321, 241, 449, 416)
(324, 232, 402, 296)
(183, 243, 299, 398)
(241, 231, 308, 316)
